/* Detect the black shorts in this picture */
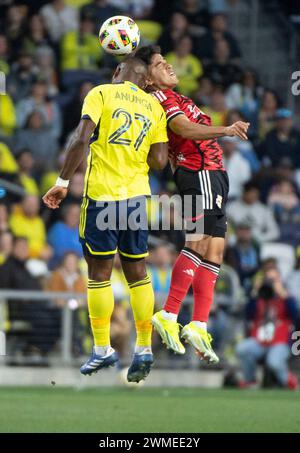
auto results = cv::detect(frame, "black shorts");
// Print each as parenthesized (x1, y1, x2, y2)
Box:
(174, 167, 229, 238)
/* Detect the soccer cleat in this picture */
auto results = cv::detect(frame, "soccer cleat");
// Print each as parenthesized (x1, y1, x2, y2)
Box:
(80, 347, 119, 376)
(127, 352, 154, 383)
(181, 322, 219, 364)
(151, 310, 185, 355)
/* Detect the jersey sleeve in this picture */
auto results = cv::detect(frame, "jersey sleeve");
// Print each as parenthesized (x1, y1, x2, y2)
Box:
(81, 86, 104, 126)
(151, 105, 168, 144)
(152, 89, 184, 124)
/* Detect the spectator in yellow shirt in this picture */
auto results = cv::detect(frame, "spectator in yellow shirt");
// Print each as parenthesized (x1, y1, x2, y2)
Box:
(61, 16, 102, 71)
(202, 86, 228, 126)
(16, 150, 39, 196)
(165, 35, 203, 97)
(0, 94, 16, 139)
(10, 195, 51, 260)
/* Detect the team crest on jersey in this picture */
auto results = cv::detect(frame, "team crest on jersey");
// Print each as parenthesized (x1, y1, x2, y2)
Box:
(216, 195, 223, 209)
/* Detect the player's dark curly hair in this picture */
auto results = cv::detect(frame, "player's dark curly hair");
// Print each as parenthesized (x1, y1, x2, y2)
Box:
(135, 45, 161, 65)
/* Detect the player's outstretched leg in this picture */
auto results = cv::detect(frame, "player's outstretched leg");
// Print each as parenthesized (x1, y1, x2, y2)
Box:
(181, 241, 222, 363)
(151, 247, 204, 355)
(126, 275, 154, 382)
(80, 275, 119, 375)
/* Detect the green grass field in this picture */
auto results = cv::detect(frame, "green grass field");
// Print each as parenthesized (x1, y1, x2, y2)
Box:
(0, 387, 299, 433)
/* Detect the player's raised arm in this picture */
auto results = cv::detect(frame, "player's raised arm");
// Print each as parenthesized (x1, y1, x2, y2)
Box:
(169, 113, 250, 141)
(42, 118, 95, 209)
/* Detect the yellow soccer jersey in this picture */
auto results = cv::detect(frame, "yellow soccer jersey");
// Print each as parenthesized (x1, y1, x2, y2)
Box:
(81, 81, 168, 201)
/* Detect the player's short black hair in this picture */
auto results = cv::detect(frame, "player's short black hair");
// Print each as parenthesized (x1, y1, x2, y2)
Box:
(135, 45, 162, 65)
(119, 55, 148, 74)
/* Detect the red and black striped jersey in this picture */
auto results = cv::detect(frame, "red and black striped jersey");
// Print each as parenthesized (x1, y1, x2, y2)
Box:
(152, 89, 225, 171)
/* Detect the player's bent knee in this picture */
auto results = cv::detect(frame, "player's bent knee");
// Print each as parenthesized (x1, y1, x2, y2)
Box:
(85, 255, 114, 282)
(121, 257, 147, 284)
(185, 235, 211, 256)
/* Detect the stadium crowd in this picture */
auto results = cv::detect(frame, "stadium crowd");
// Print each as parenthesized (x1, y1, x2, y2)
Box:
(0, 0, 299, 388)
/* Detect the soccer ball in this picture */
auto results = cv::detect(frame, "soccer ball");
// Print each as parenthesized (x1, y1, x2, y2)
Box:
(99, 15, 140, 56)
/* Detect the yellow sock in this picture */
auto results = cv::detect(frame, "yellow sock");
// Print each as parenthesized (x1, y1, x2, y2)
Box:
(87, 279, 114, 347)
(128, 275, 154, 347)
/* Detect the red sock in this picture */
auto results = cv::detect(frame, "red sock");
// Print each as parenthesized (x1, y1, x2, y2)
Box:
(192, 259, 220, 322)
(164, 247, 202, 315)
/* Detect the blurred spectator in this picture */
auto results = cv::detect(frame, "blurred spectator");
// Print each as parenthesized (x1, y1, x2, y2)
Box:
(0, 93, 16, 142)
(225, 110, 260, 172)
(202, 86, 227, 126)
(236, 267, 298, 390)
(64, 172, 85, 206)
(226, 222, 260, 293)
(196, 13, 241, 62)
(0, 230, 13, 264)
(46, 250, 86, 353)
(0, 237, 33, 291)
(175, 0, 209, 36)
(222, 137, 251, 199)
(80, 0, 118, 27)
(7, 51, 37, 103)
(259, 109, 300, 169)
(208, 0, 228, 14)
(35, 46, 58, 97)
(0, 141, 19, 178)
(40, 0, 79, 43)
(165, 35, 203, 96)
(108, 0, 154, 19)
(46, 251, 86, 301)
(16, 80, 61, 140)
(193, 75, 214, 106)
(225, 69, 260, 132)
(257, 89, 279, 140)
(63, 81, 94, 138)
(227, 181, 280, 244)
(204, 39, 242, 88)
(15, 149, 39, 196)
(268, 179, 300, 246)
(157, 12, 189, 55)
(148, 244, 172, 299)
(14, 111, 59, 170)
(48, 203, 82, 267)
(0, 34, 9, 75)
(209, 262, 242, 353)
(9, 195, 50, 259)
(5, 4, 27, 61)
(21, 14, 51, 55)
(60, 16, 102, 71)
(0, 203, 10, 234)
(0, 236, 60, 360)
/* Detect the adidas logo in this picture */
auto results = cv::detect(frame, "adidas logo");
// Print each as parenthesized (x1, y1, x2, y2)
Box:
(183, 269, 195, 277)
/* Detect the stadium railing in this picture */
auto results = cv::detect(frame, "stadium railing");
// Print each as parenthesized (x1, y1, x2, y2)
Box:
(0, 290, 195, 368)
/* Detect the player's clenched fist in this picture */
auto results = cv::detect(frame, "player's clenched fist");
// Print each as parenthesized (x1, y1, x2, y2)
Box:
(42, 186, 67, 209)
(225, 121, 250, 140)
